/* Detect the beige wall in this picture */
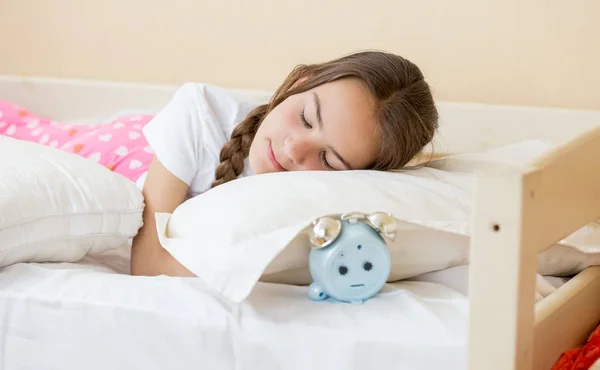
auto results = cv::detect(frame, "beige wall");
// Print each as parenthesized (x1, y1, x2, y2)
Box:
(1, 0, 599, 110)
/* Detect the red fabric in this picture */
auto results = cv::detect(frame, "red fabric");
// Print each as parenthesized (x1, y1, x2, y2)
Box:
(552, 349, 583, 370)
(552, 324, 600, 370)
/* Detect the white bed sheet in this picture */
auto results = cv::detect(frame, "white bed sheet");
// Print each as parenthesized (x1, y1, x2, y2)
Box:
(408, 265, 569, 302)
(0, 244, 469, 370)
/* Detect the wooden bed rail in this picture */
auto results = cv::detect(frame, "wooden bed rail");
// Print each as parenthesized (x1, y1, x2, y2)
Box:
(467, 124, 600, 370)
(534, 266, 600, 370)
(523, 124, 600, 255)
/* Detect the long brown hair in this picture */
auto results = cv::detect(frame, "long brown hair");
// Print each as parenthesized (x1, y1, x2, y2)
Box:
(212, 50, 439, 188)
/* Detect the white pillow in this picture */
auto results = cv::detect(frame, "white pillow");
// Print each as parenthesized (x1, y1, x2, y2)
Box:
(154, 140, 600, 303)
(0, 136, 144, 268)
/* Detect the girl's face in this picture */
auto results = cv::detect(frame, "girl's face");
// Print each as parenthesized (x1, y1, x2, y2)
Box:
(249, 78, 380, 175)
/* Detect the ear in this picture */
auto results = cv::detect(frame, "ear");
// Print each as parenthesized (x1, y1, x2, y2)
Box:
(309, 216, 342, 249)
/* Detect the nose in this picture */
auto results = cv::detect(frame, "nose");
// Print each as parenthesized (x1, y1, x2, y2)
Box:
(284, 136, 314, 167)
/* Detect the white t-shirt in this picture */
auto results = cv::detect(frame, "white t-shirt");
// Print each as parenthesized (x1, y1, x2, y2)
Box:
(138, 82, 271, 198)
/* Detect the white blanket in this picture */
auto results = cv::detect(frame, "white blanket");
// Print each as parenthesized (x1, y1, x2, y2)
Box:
(0, 244, 469, 370)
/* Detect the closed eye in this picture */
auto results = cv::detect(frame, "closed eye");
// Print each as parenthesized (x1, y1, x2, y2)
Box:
(299, 108, 312, 129)
(320, 152, 334, 170)
(300, 102, 346, 171)
(300, 107, 334, 170)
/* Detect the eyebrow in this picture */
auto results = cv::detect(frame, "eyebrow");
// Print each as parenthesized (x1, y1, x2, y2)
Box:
(312, 92, 353, 170)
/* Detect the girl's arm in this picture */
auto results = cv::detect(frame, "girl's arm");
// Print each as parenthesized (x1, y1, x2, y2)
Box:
(130, 156, 195, 277)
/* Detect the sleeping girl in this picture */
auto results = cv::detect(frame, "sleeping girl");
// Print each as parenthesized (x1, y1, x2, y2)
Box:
(0, 50, 440, 277)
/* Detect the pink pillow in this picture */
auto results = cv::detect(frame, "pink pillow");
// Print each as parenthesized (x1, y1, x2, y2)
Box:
(0, 100, 155, 183)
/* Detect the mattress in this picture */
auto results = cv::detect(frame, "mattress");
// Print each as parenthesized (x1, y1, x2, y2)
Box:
(0, 244, 470, 370)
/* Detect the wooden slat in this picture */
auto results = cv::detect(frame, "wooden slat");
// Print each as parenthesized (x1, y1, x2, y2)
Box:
(534, 266, 600, 370)
(522, 124, 600, 255)
(467, 168, 538, 370)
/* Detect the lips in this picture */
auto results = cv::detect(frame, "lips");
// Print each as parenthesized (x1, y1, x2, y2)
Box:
(268, 141, 286, 171)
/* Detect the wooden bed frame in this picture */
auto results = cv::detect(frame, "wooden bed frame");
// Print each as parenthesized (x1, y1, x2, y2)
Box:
(1, 75, 600, 370)
(468, 123, 600, 370)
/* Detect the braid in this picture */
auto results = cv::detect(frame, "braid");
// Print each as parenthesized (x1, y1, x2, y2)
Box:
(210, 64, 313, 189)
(211, 104, 268, 188)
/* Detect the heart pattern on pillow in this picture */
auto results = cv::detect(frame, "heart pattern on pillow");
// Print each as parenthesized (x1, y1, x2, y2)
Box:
(0, 99, 155, 183)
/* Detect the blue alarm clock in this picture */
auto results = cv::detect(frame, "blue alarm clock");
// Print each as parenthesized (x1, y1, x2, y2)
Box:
(307, 212, 397, 304)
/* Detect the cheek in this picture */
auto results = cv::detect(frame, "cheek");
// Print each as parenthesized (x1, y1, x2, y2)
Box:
(269, 101, 301, 135)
